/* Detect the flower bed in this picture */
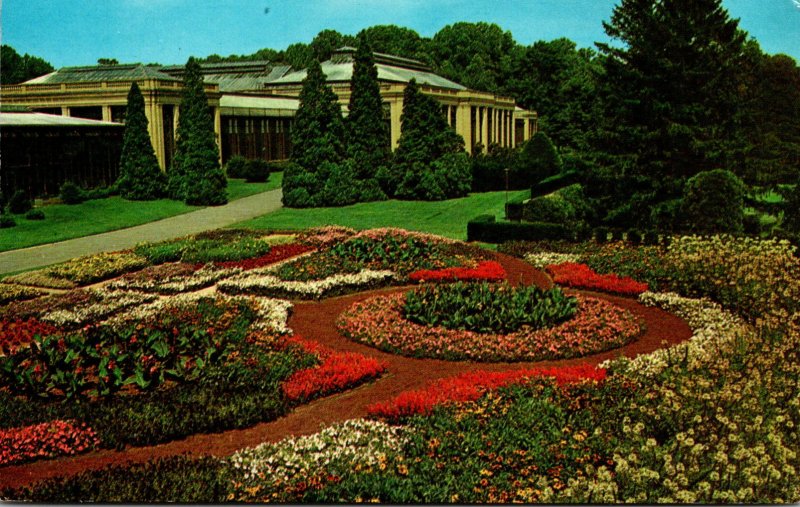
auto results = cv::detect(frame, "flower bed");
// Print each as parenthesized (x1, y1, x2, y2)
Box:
(106, 263, 241, 295)
(206, 243, 314, 270)
(2, 271, 78, 290)
(0, 420, 100, 467)
(338, 292, 643, 362)
(134, 232, 273, 265)
(296, 225, 357, 248)
(218, 269, 397, 300)
(45, 251, 150, 286)
(39, 289, 156, 329)
(0, 284, 44, 306)
(280, 337, 387, 403)
(408, 260, 506, 283)
(546, 262, 649, 296)
(368, 365, 606, 422)
(0, 318, 59, 356)
(227, 419, 407, 503)
(524, 251, 583, 269)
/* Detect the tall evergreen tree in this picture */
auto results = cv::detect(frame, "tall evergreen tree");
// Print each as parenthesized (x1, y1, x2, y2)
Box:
(346, 34, 390, 201)
(169, 57, 227, 205)
(282, 59, 348, 207)
(116, 83, 166, 200)
(594, 0, 747, 227)
(391, 79, 470, 200)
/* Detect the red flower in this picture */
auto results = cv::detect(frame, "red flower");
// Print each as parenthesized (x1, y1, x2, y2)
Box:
(409, 261, 506, 283)
(546, 263, 648, 296)
(210, 244, 315, 270)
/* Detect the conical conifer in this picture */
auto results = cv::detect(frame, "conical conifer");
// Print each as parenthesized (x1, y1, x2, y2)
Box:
(116, 82, 166, 200)
(170, 57, 227, 205)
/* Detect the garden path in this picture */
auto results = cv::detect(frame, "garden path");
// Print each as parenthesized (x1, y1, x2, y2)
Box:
(0, 189, 283, 275)
(0, 253, 693, 490)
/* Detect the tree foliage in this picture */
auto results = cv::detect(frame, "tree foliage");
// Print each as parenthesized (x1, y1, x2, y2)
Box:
(282, 59, 348, 207)
(0, 45, 54, 85)
(519, 132, 564, 190)
(390, 80, 471, 200)
(169, 57, 227, 205)
(116, 83, 167, 200)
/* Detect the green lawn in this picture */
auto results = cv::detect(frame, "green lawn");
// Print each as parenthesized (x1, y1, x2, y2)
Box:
(234, 189, 529, 240)
(0, 175, 282, 252)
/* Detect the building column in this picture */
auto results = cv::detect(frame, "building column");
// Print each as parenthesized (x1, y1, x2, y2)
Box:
(455, 103, 472, 154)
(102, 105, 112, 122)
(214, 106, 223, 166)
(389, 98, 403, 150)
(480, 107, 489, 150)
(61, 106, 70, 117)
(144, 100, 166, 170)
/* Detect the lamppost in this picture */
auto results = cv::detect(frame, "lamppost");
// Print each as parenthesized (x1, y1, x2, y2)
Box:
(504, 167, 510, 219)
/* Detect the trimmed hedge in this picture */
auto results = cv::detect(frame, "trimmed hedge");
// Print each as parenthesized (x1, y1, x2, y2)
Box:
(467, 214, 570, 243)
(531, 170, 580, 198)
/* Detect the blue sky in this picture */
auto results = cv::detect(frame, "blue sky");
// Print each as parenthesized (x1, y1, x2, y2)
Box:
(2, 0, 798, 68)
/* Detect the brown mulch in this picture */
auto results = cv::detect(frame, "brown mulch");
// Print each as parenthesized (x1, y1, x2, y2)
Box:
(0, 252, 692, 491)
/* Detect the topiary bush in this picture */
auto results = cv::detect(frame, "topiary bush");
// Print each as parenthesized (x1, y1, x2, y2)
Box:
(8, 190, 32, 214)
(681, 169, 745, 234)
(59, 181, 87, 205)
(224, 155, 248, 178)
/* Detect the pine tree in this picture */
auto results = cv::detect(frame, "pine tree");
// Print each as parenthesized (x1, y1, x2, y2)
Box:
(346, 34, 389, 201)
(283, 59, 347, 207)
(116, 83, 166, 200)
(391, 79, 470, 200)
(518, 132, 563, 189)
(169, 57, 227, 205)
(594, 0, 747, 227)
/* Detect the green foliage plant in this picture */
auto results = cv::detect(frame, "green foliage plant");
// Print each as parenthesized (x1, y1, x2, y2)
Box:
(115, 83, 167, 200)
(8, 190, 32, 214)
(59, 181, 86, 205)
(23, 209, 45, 220)
(224, 155, 248, 178)
(518, 132, 563, 189)
(403, 281, 577, 334)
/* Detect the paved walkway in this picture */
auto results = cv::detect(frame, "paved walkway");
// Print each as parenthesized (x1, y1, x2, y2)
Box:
(0, 189, 283, 275)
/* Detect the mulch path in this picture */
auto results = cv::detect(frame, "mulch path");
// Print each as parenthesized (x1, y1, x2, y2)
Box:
(0, 252, 692, 491)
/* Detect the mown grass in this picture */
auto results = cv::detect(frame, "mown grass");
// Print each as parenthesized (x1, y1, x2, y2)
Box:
(234, 189, 529, 241)
(0, 175, 282, 252)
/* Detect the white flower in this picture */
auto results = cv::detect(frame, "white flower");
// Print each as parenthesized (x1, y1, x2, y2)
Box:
(218, 269, 396, 300)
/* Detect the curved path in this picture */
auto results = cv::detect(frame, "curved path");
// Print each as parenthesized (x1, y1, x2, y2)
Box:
(0, 253, 692, 490)
(0, 189, 283, 275)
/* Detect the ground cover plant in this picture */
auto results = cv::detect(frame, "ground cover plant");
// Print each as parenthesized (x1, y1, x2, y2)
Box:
(0, 283, 43, 305)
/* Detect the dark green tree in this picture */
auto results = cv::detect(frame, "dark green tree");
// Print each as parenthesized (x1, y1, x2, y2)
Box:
(358, 25, 432, 64)
(169, 57, 227, 205)
(282, 59, 347, 207)
(594, 0, 748, 227)
(518, 132, 564, 189)
(116, 83, 167, 200)
(346, 34, 390, 201)
(391, 79, 470, 200)
(0, 45, 54, 84)
(781, 176, 800, 236)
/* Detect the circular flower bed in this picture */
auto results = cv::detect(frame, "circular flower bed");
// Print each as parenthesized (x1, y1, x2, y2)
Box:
(338, 292, 644, 362)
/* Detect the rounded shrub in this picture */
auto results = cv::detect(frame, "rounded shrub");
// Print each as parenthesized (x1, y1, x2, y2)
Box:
(59, 181, 87, 205)
(681, 169, 745, 234)
(0, 214, 16, 228)
(643, 230, 660, 245)
(24, 209, 45, 220)
(627, 229, 642, 245)
(243, 159, 271, 183)
(224, 155, 248, 179)
(8, 190, 32, 214)
(593, 227, 609, 243)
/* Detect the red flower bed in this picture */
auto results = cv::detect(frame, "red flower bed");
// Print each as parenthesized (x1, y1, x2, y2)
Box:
(0, 318, 59, 355)
(281, 336, 387, 403)
(203, 244, 315, 271)
(0, 420, 100, 467)
(546, 262, 649, 296)
(368, 365, 605, 421)
(409, 260, 506, 283)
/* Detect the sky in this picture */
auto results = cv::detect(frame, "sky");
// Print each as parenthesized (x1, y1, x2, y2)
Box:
(1, 0, 798, 69)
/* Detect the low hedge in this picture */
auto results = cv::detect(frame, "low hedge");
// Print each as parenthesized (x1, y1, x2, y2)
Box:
(467, 215, 570, 243)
